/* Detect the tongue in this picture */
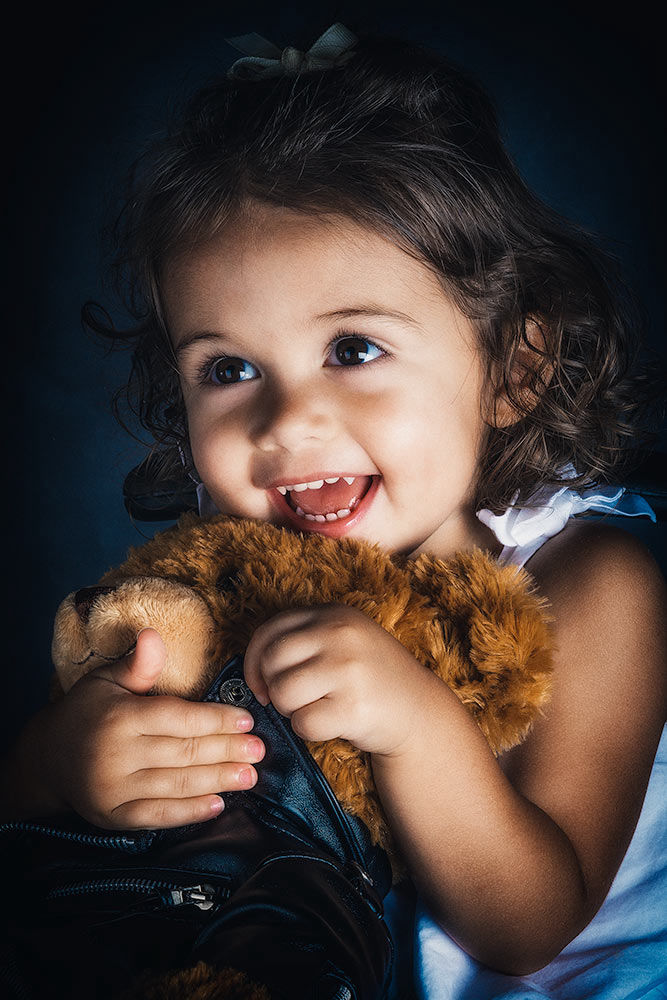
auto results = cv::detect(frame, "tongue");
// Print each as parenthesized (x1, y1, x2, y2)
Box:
(291, 476, 372, 516)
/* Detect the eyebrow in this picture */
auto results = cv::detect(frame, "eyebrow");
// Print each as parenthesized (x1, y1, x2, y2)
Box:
(174, 331, 227, 357)
(316, 306, 422, 328)
(174, 305, 422, 357)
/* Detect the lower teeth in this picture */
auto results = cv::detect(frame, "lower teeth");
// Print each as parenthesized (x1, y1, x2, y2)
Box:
(294, 499, 357, 522)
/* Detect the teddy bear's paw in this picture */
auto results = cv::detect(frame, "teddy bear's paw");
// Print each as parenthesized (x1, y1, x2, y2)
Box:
(51, 577, 216, 697)
(120, 961, 271, 999)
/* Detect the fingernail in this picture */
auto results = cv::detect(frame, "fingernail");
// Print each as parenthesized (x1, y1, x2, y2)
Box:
(235, 714, 254, 731)
(210, 796, 224, 814)
(238, 767, 257, 789)
(244, 737, 264, 759)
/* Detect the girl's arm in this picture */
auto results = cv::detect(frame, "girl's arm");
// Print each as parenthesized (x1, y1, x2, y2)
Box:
(371, 520, 667, 974)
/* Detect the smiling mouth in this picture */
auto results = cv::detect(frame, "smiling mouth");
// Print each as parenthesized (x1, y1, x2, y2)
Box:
(270, 475, 378, 534)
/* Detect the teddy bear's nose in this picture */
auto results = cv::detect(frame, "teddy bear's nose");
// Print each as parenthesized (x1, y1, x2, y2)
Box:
(74, 585, 116, 624)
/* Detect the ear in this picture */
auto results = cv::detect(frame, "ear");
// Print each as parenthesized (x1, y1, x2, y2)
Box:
(486, 317, 554, 429)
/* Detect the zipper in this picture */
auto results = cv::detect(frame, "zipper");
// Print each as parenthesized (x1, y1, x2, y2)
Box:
(46, 877, 224, 911)
(0, 819, 156, 852)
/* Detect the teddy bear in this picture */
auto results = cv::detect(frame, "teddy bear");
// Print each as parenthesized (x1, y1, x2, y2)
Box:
(25, 511, 553, 1000)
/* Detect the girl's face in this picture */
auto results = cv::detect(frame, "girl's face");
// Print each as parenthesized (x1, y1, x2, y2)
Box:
(163, 203, 501, 559)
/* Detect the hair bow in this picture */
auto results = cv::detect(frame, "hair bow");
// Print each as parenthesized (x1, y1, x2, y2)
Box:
(225, 22, 358, 80)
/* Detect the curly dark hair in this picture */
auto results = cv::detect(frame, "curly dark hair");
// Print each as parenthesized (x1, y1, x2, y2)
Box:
(85, 28, 664, 516)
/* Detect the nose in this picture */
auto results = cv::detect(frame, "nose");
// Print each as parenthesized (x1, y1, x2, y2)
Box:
(250, 378, 337, 453)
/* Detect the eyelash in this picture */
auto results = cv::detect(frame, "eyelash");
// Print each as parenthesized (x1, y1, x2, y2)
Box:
(194, 332, 390, 387)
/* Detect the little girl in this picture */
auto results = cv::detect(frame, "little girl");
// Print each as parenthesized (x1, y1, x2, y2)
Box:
(4, 23, 666, 1000)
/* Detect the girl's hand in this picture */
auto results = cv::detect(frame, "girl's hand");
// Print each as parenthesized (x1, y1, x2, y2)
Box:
(243, 605, 426, 755)
(4, 629, 265, 829)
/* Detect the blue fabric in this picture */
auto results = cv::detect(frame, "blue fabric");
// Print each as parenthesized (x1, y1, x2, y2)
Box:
(605, 491, 658, 520)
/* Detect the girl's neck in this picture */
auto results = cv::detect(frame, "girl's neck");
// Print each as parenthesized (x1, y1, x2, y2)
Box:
(409, 510, 504, 562)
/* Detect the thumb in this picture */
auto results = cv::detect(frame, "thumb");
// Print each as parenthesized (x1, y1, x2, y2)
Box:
(94, 627, 167, 694)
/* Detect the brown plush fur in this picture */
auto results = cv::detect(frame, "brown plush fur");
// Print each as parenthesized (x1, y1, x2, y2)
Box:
(119, 962, 270, 999)
(52, 513, 553, 871)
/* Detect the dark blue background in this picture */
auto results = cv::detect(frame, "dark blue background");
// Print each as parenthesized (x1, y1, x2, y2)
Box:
(4, 0, 665, 748)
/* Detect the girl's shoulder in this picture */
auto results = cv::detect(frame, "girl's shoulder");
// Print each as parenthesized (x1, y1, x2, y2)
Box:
(527, 517, 665, 603)
(525, 517, 666, 695)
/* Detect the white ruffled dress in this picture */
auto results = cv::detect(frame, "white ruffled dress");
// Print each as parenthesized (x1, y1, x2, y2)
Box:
(415, 474, 665, 1000)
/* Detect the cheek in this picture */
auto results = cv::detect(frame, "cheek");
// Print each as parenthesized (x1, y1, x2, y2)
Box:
(365, 374, 486, 489)
(186, 407, 245, 485)
(365, 377, 480, 448)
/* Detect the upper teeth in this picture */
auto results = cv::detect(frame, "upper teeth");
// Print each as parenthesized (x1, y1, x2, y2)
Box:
(276, 476, 356, 495)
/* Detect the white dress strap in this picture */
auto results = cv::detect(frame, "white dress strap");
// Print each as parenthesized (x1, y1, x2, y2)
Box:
(476, 466, 656, 568)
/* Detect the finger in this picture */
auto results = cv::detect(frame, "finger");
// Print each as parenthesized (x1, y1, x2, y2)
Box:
(109, 794, 226, 831)
(93, 628, 166, 694)
(140, 732, 265, 768)
(244, 611, 323, 705)
(290, 699, 347, 743)
(130, 762, 259, 800)
(264, 656, 334, 718)
(134, 697, 256, 738)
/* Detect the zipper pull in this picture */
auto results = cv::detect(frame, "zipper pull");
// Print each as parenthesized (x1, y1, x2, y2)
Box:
(169, 884, 217, 910)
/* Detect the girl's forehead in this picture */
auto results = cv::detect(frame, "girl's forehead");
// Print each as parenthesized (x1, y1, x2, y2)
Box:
(163, 204, 448, 315)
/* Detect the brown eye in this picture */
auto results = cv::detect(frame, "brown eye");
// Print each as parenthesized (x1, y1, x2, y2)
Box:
(329, 336, 383, 366)
(209, 357, 258, 385)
